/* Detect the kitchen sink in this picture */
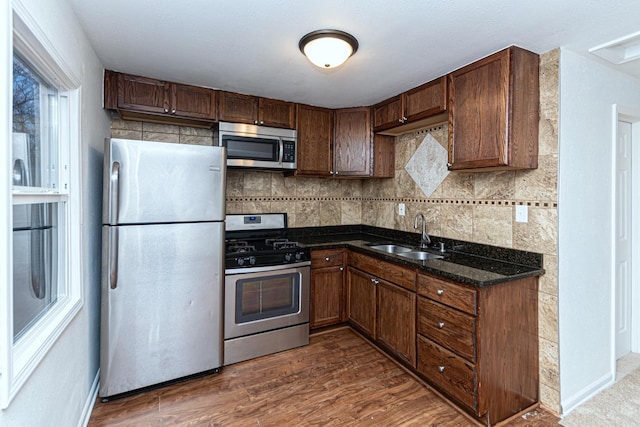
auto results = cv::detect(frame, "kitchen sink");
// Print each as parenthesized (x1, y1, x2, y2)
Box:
(367, 244, 413, 254)
(397, 251, 444, 261)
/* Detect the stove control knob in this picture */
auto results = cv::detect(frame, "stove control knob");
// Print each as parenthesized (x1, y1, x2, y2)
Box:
(295, 252, 303, 261)
(248, 256, 256, 265)
(237, 257, 245, 266)
(284, 253, 292, 262)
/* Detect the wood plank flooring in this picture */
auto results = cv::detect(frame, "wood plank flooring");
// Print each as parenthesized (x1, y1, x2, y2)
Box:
(89, 328, 559, 426)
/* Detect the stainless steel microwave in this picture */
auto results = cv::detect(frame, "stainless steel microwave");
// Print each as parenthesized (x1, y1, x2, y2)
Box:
(215, 122, 297, 170)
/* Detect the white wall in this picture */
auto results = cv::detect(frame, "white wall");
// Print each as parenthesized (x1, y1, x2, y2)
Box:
(0, 0, 109, 425)
(558, 49, 640, 413)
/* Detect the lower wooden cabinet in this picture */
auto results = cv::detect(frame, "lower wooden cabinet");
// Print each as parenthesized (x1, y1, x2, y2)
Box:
(377, 280, 416, 367)
(346, 266, 377, 338)
(310, 249, 345, 329)
(416, 272, 539, 425)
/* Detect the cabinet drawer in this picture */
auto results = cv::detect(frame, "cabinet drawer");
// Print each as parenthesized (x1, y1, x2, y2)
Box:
(311, 249, 344, 267)
(417, 336, 477, 412)
(417, 274, 476, 315)
(418, 297, 476, 362)
(348, 251, 416, 291)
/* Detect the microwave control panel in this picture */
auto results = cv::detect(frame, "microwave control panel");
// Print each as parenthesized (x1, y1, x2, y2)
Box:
(282, 140, 296, 164)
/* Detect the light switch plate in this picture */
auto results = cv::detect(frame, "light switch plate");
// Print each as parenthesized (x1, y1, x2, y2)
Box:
(398, 203, 406, 216)
(515, 205, 528, 223)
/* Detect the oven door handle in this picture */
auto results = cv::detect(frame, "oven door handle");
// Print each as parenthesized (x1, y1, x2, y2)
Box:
(225, 261, 311, 275)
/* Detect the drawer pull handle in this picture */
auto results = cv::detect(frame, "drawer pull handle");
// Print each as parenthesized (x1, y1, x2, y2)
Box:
(436, 289, 444, 296)
(438, 366, 445, 373)
(325, 257, 330, 261)
(438, 322, 445, 329)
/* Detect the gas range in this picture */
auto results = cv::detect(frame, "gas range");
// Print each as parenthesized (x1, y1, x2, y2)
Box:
(225, 213, 309, 270)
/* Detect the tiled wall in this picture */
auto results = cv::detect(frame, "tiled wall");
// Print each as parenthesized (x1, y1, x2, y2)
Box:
(108, 49, 560, 413)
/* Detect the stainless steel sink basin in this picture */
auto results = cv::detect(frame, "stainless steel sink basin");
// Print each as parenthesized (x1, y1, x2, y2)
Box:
(367, 244, 413, 254)
(397, 251, 444, 261)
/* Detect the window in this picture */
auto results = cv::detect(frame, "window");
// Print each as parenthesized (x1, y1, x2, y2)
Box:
(2, 8, 82, 408)
(11, 53, 65, 342)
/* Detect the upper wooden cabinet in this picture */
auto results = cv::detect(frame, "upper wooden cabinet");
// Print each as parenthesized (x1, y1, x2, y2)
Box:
(334, 107, 372, 177)
(448, 46, 540, 171)
(218, 91, 295, 129)
(373, 76, 448, 135)
(296, 105, 393, 178)
(295, 104, 334, 176)
(104, 70, 217, 127)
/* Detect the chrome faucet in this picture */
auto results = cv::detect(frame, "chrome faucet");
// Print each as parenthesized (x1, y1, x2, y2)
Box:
(414, 213, 431, 249)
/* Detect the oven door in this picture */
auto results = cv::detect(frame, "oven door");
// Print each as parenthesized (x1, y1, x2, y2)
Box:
(225, 263, 310, 339)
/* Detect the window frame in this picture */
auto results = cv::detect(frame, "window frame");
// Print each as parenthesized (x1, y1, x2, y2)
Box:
(1, 6, 84, 408)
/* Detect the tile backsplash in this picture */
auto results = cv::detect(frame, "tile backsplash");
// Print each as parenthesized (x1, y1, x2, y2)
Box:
(108, 48, 560, 413)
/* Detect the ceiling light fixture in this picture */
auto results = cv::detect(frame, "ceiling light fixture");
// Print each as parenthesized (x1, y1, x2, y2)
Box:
(299, 29, 359, 69)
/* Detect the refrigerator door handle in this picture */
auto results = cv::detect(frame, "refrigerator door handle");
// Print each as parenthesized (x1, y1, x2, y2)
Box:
(109, 161, 120, 224)
(109, 227, 119, 289)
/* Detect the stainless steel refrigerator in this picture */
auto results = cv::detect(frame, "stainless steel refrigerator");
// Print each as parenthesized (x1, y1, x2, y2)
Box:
(99, 138, 226, 399)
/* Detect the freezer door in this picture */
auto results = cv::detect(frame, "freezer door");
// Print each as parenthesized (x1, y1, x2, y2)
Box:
(103, 138, 226, 225)
(99, 222, 224, 397)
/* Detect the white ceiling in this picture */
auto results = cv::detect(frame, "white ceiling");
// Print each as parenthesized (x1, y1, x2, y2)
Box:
(68, 0, 640, 109)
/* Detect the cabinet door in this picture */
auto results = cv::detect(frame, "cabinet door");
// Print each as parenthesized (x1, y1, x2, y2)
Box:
(377, 280, 416, 366)
(448, 46, 539, 171)
(117, 73, 169, 114)
(334, 107, 372, 176)
(296, 104, 333, 176)
(259, 98, 295, 128)
(172, 83, 217, 120)
(310, 265, 344, 328)
(448, 51, 509, 169)
(218, 91, 258, 124)
(405, 76, 447, 122)
(373, 94, 404, 132)
(346, 267, 376, 338)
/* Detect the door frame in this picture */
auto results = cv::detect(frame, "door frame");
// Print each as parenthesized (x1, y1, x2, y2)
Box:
(611, 104, 640, 377)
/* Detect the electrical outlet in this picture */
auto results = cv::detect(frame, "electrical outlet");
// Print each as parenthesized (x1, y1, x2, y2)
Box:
(398, 203, 406, 216)
(515, 205, 528, 223)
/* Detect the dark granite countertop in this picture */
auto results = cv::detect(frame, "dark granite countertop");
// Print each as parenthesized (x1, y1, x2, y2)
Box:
(288, 225, 544, 287)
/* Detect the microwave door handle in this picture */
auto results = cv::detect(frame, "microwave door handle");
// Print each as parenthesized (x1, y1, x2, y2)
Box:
(278, 139, 284, 165)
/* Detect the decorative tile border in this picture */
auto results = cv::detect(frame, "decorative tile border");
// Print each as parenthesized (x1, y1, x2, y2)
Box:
(227, 196, 558, 208)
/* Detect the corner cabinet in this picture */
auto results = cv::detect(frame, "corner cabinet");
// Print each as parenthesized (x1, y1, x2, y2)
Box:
(416, 272, 539, 425)
(104, 70, 217, 127)
(310, 249, 346, 329)
(295, 105, 394, 178)
(218, 91, 295, 129)
(447, 46, 539, 171)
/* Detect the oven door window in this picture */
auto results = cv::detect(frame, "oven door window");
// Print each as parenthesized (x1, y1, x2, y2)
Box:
(235, 273, 300, 323)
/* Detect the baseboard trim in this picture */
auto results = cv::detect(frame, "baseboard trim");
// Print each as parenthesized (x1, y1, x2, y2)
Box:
(561, 371, 614, 416)
(78, 369, 99, 427)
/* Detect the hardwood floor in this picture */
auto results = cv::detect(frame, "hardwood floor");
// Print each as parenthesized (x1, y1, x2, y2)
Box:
(89, 328, 559, 426)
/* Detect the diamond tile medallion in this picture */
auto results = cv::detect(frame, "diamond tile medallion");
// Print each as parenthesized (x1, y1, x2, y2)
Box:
(405, 133, 449, 197)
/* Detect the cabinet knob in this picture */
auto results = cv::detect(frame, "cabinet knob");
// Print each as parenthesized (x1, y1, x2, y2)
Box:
(398, 118, 404, 123)
(371, 278, 376, 283)
(438, 322, 445, 329)
(171, 108, 176, 114)
(325, 257, 330, 261)
(164, 108, 169, 113)
(339, 267, 343, 271)
(259, 120, 264, 125)
(402, 116, 407, 121)
(447, 163, 452, 168)
(254, 120, 259, 125)
(438, 366, 445, 373)
(436, 289, 444, 296)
